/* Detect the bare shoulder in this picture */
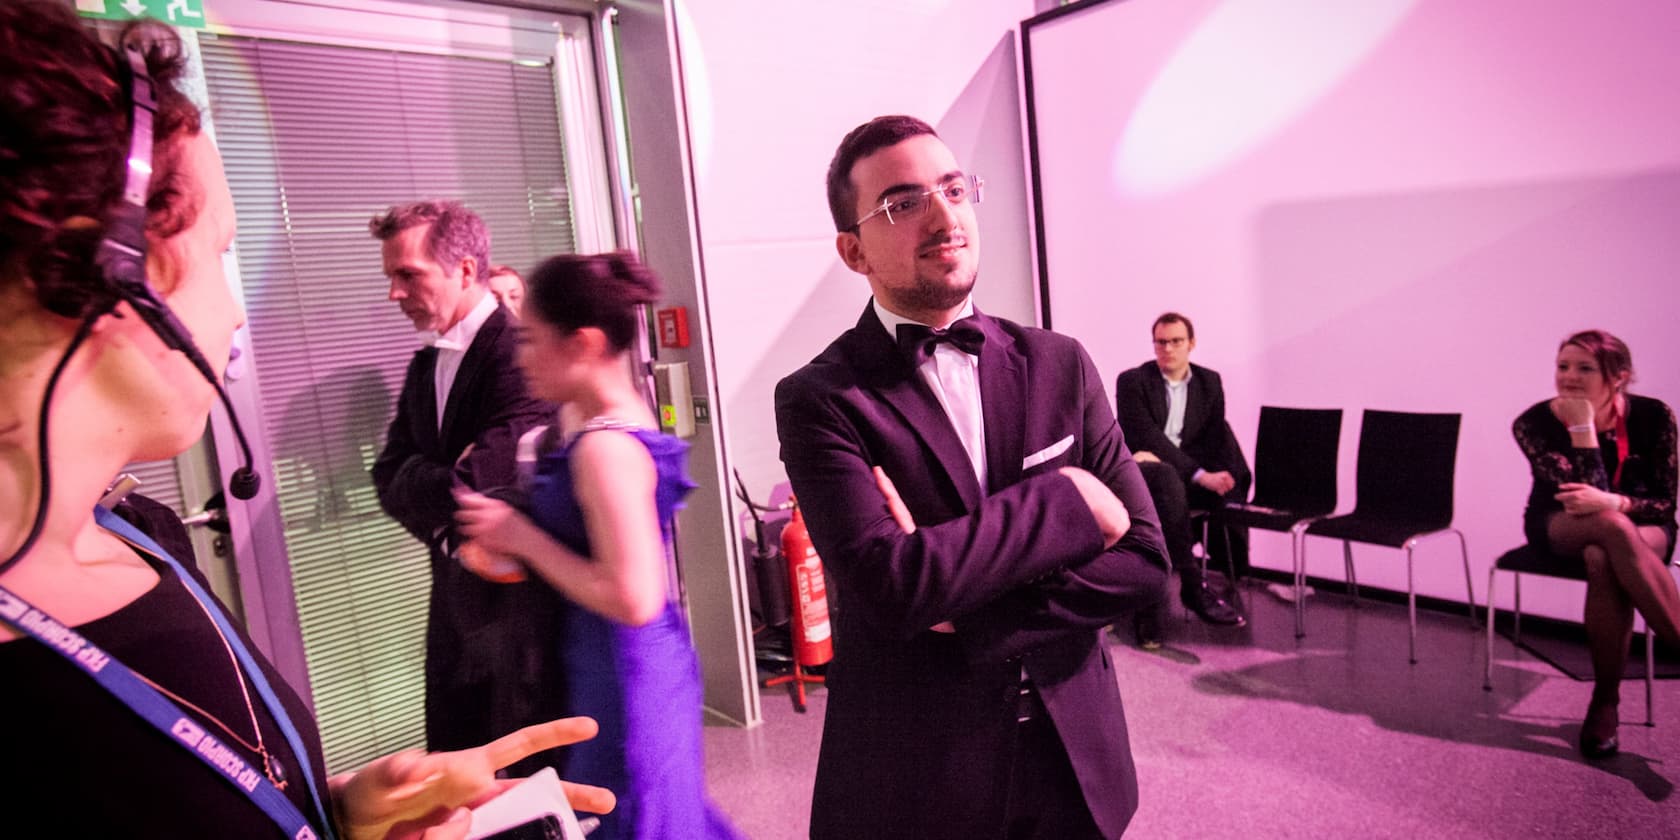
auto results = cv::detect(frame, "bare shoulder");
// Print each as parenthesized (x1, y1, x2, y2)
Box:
(571, 427, 655, 474)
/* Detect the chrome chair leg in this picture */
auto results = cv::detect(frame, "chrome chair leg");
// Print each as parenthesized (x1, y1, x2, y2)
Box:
(1291, 522, 1309, 638)
(1484, 565, 1498, 691)
(1406, 544, 1418, 664)
(1646, 626, 1656, 727)
(1453, 530, 1477, 625)
(1513, 574, 1523, 645)
(1343, 540, 1359, 600)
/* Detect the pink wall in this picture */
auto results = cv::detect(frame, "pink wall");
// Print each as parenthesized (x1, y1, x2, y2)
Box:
(677, 0, 1041, 509)
(1028, 0, 1680, 620)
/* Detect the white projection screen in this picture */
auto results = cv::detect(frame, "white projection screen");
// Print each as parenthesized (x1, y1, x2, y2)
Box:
(1021, 0, 1680, 619)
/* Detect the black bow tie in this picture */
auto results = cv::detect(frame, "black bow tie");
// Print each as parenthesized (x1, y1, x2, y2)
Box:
(896, 317, 985, 367)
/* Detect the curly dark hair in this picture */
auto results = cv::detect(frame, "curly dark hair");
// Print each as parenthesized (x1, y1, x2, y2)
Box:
(825, 115, 937, 233)
(525, 252, 662, 353)
(0, 1, 203, 319)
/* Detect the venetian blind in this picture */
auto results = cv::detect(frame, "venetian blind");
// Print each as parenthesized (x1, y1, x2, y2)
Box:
(199, 34, 575, 772)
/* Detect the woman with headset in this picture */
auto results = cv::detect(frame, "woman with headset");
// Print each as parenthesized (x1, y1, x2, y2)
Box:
(0, 4, 611, 836)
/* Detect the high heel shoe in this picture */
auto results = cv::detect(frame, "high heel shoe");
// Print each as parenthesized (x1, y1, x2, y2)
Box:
(1578, 695, 1620, 760)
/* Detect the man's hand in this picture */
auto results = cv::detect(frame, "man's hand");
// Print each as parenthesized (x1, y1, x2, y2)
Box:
(1195, 470, 1237, 496)
(1132, 450, 1160, 464)
(332, 717, 615, 840)
(873, 466, 916, 535)
(873, 467, 956, 632)
(1058, 466, 1130, 549)
(453, 488, 537, 558)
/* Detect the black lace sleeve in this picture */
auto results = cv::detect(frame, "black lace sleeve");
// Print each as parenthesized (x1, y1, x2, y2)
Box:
(1625, 400, 1678, 525)
(1513, 403, 1609, 489)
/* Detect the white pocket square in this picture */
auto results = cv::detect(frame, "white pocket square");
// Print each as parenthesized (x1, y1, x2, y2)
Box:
(1022, 435, 1074, 470)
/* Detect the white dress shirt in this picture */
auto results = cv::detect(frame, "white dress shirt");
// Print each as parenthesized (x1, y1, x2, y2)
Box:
(875, 297, 988, 491)
(429, 291, 499, 432)
(1161, 368, 1208, 482)
(1163, 369, 1191, 448)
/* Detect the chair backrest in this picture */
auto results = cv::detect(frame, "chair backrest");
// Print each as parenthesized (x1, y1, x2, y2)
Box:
(1349, 409, 1461, 528)
(1248, 406, 1342, 517)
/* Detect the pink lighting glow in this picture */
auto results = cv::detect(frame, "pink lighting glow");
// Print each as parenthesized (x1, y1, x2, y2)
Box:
(1116, 0, 1418, 197)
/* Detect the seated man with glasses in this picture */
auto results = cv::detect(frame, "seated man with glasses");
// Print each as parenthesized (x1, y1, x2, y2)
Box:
(776, 114, 1168, 839)
(1115, 311, 1250, 648)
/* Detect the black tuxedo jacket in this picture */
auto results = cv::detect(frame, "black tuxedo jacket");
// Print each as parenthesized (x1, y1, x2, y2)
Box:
(1114, 360, 1250, 489)
(370, 304, 561, 753)
(775, 304, 1168, 839)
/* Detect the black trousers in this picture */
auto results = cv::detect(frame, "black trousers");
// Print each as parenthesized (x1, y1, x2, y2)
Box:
(1137, 459, 1250, 582)
(1001, 686, 1104, 839)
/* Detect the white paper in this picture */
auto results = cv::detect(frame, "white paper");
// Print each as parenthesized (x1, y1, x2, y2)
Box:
(464, 767, 588, 840)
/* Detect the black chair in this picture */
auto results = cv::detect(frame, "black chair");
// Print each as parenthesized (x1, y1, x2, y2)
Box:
(1215, 407, 1343, 638)
(1303, 410, 1474, 662)
(1484, 544, 1664, 725)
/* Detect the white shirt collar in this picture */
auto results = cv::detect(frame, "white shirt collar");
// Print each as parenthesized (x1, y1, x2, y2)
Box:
(1159, 365, 1193, 387)
(873, 296, 976, 339)
(428, 291, 498, 352)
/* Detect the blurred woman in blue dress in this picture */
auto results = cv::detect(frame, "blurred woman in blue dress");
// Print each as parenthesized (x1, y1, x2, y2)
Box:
(455, 252, 742, 839)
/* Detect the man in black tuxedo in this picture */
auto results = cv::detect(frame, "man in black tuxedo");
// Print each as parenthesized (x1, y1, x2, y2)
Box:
(1114, 312, 1250, 647)
(775, 116, 1169, 839)
(368, 200, 560, 759)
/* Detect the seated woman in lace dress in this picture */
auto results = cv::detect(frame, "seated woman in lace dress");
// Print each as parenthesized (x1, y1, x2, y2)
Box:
(455, 253, 743, 839)
(1513, 328, 1678, 759)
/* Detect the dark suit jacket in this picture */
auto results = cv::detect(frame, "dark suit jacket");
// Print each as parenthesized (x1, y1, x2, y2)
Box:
(1114, 360, 1250, 489)
(370, 304, 561, 754)
(775, 305, 1169, 840)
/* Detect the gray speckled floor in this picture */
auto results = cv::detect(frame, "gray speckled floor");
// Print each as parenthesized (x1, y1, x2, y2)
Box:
(703, 579, 1680, 839)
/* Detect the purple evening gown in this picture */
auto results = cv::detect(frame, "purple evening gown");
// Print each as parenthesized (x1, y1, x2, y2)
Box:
(525, 420, 744, 840)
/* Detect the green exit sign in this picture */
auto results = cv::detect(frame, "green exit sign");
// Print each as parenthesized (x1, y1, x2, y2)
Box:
(76, 0, 207, 29)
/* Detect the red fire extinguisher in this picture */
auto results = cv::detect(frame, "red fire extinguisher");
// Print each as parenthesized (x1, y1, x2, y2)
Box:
(766, 496, 831, 711)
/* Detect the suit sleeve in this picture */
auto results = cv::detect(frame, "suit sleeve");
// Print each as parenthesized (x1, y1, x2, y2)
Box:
(775, 376, 1109, 643)
(1115, 367, 1198, 483)
(371, 354, 445, 544)
(960, 348, 1170, 664)
(372, 348, 549, 545)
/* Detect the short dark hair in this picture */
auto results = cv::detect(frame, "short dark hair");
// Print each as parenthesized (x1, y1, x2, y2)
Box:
(1561, 329, 1634, 390)
(1152, 311, 1195, 342)
(525, 251, 662, 353)
(826, 115, 938, 232)
(367, 200, 491, 285)
(0, 3, 202, 318)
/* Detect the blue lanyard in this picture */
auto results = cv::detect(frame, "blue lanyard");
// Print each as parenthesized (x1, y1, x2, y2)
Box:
(0, 507, 336, 839)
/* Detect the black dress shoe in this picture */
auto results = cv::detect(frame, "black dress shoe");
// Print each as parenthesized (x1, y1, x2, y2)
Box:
(1183, 582, 1246, 627)
(1134, 610, 1163, 650)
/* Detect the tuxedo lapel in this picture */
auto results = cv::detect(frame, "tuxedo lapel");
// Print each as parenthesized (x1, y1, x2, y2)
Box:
(415, 346, 442, 455)
(1182, 366, 1210, 443)
(1144, 368, 1168, 429)
(849, 306, 983, 511)
(974, 312, 1024, 494)
(439, 307, 505, 448)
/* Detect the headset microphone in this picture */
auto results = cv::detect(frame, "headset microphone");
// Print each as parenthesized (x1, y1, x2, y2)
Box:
(93, 36, 261, 502)
(111, 274, 263, 501)
(1, 33, 260, 578)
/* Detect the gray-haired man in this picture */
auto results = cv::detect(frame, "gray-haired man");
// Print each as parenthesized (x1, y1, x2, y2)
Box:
(368, 200, 558, 758)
